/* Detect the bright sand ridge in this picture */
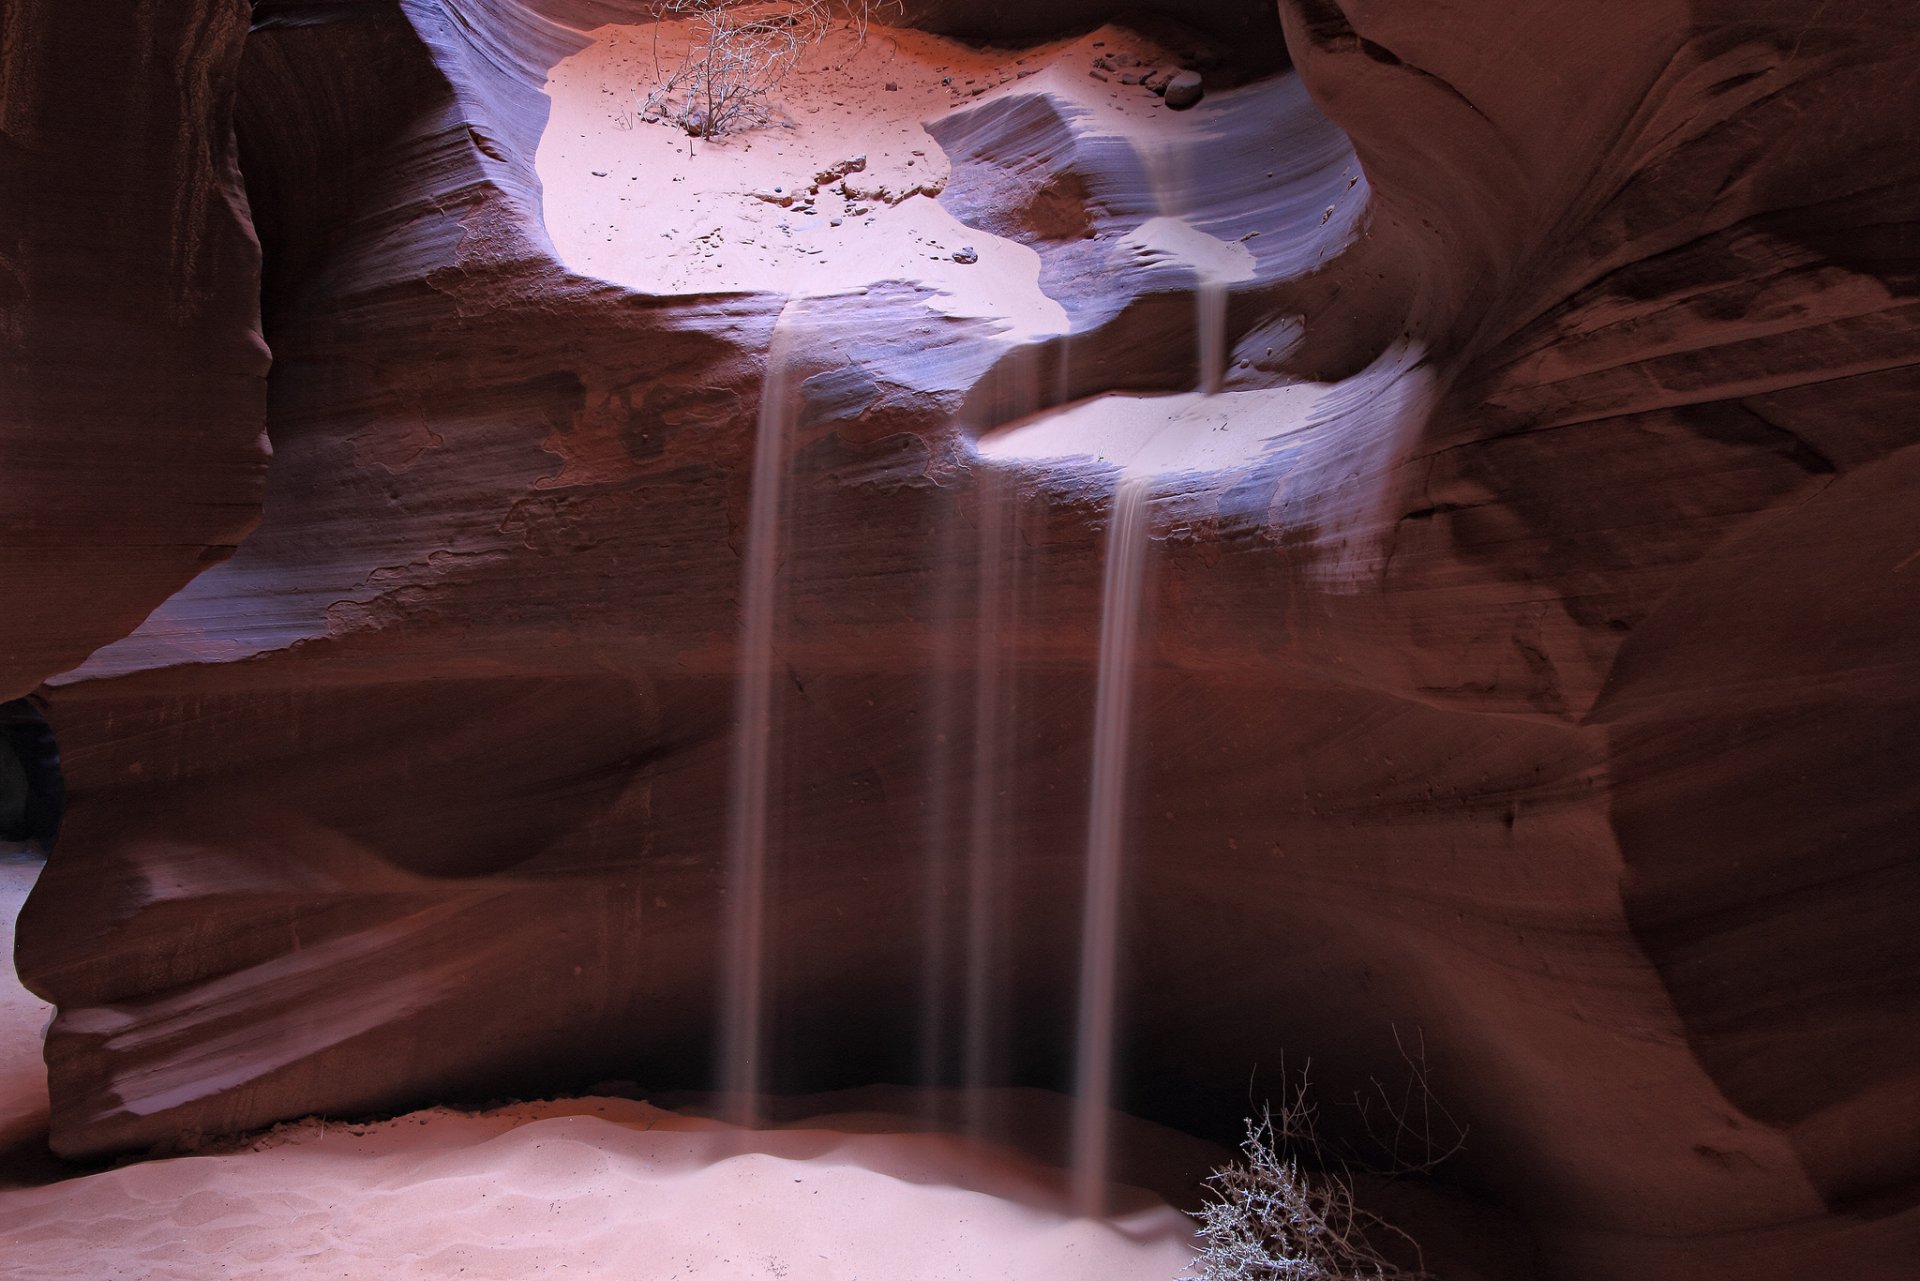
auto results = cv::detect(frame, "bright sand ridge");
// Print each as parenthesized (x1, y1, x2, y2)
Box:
(1, 865, 1199, 1280)
(0, 23, 1227, 1274)
(537, 18, 1202, 338)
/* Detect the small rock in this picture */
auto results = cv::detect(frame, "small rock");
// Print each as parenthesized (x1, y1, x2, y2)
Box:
(813, 156, 866, 186)
(885, 81, 899, 91)
(1164, 69, 1204, 110)
(1089, 69, 1109, 82)
(1119, 72, 1147, 86)
(1145, 69, 1173, 94)
(591, 169, 608, 177)
(952, 246, 979, 265)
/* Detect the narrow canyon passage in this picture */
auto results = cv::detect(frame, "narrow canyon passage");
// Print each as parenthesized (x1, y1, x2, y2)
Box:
(2, 2, 1917, 1279)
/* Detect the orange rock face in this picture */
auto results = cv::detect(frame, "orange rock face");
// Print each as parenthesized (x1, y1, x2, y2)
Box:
(8, 2, 1917, 1278)
(0, 0, 270, 701)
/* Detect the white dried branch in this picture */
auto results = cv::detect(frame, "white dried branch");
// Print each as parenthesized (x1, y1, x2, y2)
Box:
(633, 1, 903, 143)
(1187, 1057, 1446, 1281)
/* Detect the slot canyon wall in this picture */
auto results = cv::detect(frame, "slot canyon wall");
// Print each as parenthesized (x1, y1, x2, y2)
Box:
(4, 1, 1917, 1278)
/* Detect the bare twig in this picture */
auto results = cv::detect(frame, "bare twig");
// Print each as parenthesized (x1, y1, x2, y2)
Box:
(1346, 1026, 1468, 1178)
(1189, 1052, 1454, 1281)
(633, 1, 902, 142)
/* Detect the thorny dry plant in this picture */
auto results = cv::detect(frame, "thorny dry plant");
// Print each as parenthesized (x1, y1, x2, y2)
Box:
(1347, 1026, 1469, 1177)
(620, 1, 902, 144)
(1189, 1107, 1423, 1281)
(1187, 1038, 1463, 1281)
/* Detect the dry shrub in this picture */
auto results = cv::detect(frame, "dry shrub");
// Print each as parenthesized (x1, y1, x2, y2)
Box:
(1189, 1109, 1423, 1281)
(1188, 1040, 1463, 1281)
(635, 1, 902, 141)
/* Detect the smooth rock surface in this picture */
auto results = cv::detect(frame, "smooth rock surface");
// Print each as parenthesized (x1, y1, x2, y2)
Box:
(9, 2, 1918, 1279)
(0, 0, 270, 701)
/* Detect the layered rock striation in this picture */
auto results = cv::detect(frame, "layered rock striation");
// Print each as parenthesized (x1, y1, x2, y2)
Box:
(8, 2, 1917, 1278)
(0, 0, 269, 702)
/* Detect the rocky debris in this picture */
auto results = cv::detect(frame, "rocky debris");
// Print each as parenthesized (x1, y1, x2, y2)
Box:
(841, 173, 947, 205)
(1163, 70, 1204, 110)
(1091, 49, 1178, 96)
(951, 245, 978, 264)
(753, 156, 868, 209)
(813, 155, 867, 187)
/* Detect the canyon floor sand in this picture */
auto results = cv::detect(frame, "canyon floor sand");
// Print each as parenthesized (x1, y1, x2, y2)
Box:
(0, 861, 1200, 1280)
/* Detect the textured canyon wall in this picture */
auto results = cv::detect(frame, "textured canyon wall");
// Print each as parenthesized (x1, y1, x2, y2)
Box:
(0, 0, 269, 701)
(1280, 0, 1920, 1243)
(9, 1, 1918, 1278)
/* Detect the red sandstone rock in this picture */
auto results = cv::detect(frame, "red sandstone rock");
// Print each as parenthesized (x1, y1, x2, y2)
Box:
(8, 2, 1918, 1278)
(0, 0, 269, 702)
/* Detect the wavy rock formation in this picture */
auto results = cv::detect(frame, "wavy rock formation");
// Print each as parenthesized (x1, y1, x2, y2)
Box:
(0, 0, 269, 701)
(10, 2, 1918, 1278)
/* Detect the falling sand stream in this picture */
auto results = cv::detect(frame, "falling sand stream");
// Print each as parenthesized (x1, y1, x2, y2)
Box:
(719, 145, 1235, 1206)
(1068, 468, 1154, 1217)
(1070, 266, 1229, 1214)
(718, 306, 800, 1127)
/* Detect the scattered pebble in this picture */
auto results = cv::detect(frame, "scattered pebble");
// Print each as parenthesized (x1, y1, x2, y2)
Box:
(1165, 70, 1204, 110)
(952, 246, 979, 264)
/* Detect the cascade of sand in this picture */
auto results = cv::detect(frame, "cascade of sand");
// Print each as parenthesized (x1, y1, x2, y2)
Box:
(961, 465, 1015, 1126)
(1068, 469, 1153, 1216)
(718, 308, 800, 1127)
(1070, 136, 1226, 1204)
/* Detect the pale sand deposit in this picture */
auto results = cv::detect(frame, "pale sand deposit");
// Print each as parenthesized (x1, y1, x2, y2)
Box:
(0, 862, 1200, 1280)
(536, 17, 1219, 338)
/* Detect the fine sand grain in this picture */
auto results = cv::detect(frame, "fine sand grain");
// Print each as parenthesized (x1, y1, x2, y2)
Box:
(1, 860, 1200, 1280)
(537, 18, 1202, 338)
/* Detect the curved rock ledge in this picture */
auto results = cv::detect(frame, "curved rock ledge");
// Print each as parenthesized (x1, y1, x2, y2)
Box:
(9, 3, 1918, 1278)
